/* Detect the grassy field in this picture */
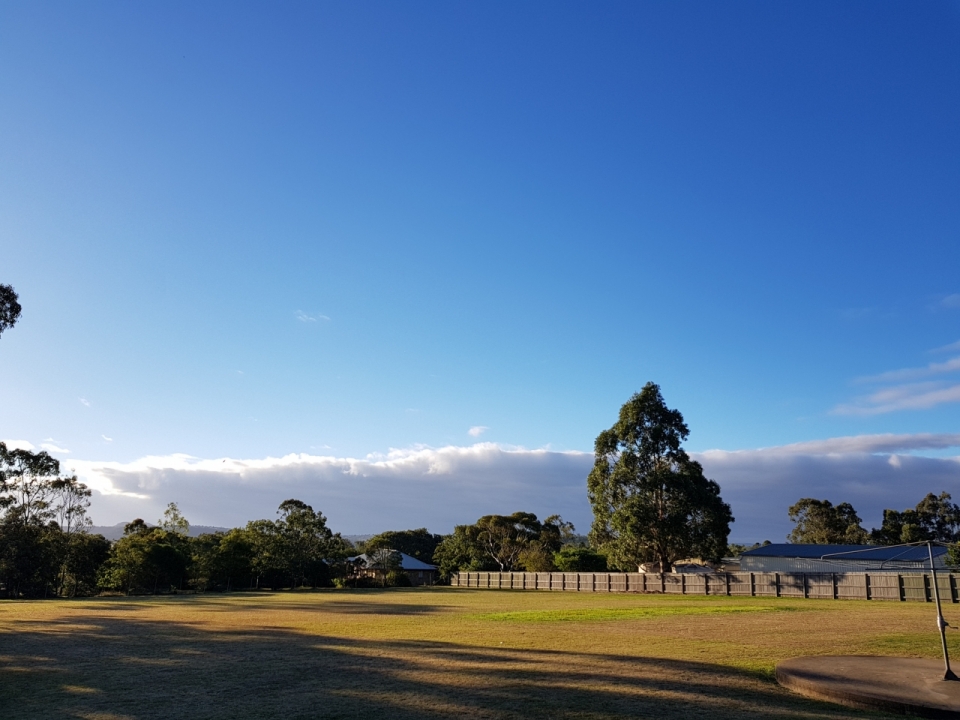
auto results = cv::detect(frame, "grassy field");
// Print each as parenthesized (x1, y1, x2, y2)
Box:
(3, 588, 959, 719)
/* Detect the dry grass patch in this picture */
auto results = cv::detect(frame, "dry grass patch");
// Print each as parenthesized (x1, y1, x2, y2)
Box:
(2, 588, 957, 718)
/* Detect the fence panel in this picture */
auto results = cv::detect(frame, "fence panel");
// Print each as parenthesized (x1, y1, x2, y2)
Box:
(837, 574, 868, 600)
(727, 572, 752, 596)
(684, 574, 706, 595)
(867, 573, 900, 601)
(663, 574, 683, 594)
(705, 573, 729, 596)
(934, 575, 953, 603)
(804, 573, 834, 599)
(778, 573, 805, 598)
(754, 572, 778, 597)
(452, 570, 956, 602)
(902, 574, 928, 602)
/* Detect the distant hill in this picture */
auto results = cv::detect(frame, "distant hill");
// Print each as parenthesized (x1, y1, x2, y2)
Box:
(89, 523, 231, 541)
(343, 534, 373, 544)
(88, 526, 377, 542)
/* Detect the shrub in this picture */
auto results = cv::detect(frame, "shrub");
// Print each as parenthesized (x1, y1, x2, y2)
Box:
(554, 546, 608, 572)
(386, 570, 412, 587)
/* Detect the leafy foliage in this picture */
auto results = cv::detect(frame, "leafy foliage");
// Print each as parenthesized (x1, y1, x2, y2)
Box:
(365, 547, 402, 586)
(160, 502, 190, 535)
(726, 541, 770, 556)
(870, 492, 960, 545)
(363, 528, 444, 563)
(787, 498, 869, 544)
(0, 283, 21, 338)
(432, 512, 572, 577)
(553, 546, 608, 572)
(99, 521, 191, 594)
(0, 442, 105, 598)
(587, 383, 733, 571)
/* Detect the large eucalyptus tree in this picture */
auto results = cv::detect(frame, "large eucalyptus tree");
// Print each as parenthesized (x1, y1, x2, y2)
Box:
(587, 383, 733, 572)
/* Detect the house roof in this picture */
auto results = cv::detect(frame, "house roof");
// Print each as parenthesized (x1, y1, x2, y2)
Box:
(349, 551, 437, 571)
(741, 543, 946, 562)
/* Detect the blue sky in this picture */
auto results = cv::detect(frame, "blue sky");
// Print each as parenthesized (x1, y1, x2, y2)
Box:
(2, 2, 960, 537)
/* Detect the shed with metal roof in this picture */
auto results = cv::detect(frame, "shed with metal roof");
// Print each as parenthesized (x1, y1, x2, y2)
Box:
(739, 543, 948, 573)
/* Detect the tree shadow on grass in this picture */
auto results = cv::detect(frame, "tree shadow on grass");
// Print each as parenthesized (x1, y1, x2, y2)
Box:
(183, 594, 454, 616)
(0, 613, 888, 720)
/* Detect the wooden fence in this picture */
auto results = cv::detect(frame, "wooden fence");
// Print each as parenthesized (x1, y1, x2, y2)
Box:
(450, 571, 960, 602)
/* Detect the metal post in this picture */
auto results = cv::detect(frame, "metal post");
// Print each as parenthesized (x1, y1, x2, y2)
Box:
(928, 542, 958, 681)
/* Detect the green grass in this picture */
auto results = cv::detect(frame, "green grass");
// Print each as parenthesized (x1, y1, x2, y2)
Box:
(3, 588, 956, 719)
(472, 603, 800, 622)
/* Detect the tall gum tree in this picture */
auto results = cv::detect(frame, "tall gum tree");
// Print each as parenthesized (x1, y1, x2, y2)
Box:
(587, 383, 733, 572)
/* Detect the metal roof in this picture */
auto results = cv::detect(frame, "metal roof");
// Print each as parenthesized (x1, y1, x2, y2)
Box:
(740, 543, 947, 562)
(349, 551, 437, 571)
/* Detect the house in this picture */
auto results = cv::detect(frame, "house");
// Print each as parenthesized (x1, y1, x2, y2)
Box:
(349, 551, 439, 586)
(739, 543, 948, 573)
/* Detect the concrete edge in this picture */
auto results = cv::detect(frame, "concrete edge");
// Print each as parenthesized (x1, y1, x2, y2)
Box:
(775, 664, 960, 719)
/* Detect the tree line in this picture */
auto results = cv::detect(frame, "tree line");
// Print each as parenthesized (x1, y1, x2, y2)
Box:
(0, 439, 610, 597)
(0, 441, 362, 597)
(787, 493, 960, 546)
(0, 438, 607, 597)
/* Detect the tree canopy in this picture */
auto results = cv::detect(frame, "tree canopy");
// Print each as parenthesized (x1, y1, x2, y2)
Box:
(0, 284, 21, 338)
(0, 442, 104, 597)
(871, 492, 960, 545)
(432, 511, 571, 577)
(363, 528, 444, 563)
(587, 383, 733, 572)
(787, 498, 869, 544)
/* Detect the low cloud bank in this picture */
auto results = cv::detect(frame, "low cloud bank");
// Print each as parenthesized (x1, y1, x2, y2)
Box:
(69, 444, 595, 536)
(67, 434, 960, 543)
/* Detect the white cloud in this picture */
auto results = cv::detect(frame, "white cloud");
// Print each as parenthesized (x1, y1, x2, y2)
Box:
(833, 382, 960, 415)
(857, 356, 960, 384)
(468, 426, 489, 437)
(930, 340, 960, 354)
(79, 397, 91, 407)
(102, 435, 113, 442)
(1, 439, 35, 450)
(941, 294, 960, 309)
(699, 432, 960, 456)
(66, 433, 960, 544)
(40, 443, 70, 454)
(69, 444, 595, 534)
(694, 436, 960, 542)
(835, 349, 960, 415)
(296, 311, 330, 323)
